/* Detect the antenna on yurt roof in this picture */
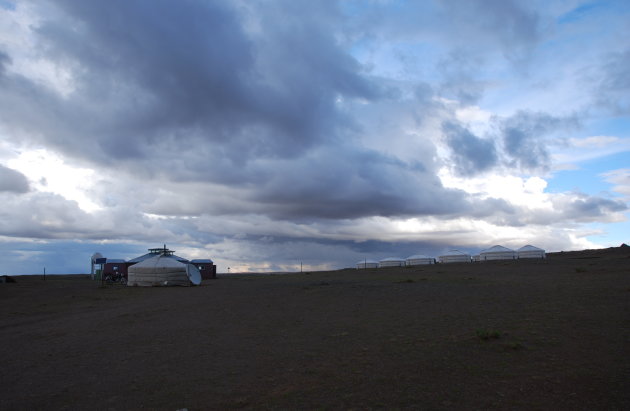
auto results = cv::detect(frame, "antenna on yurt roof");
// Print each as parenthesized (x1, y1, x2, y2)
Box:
(148, 245, 175, 256)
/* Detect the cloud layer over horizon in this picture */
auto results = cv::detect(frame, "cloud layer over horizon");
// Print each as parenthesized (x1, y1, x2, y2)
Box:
(0, 0, 628, 273)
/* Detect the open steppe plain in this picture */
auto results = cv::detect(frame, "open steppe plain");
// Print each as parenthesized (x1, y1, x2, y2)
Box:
(1, 247, 629, 410)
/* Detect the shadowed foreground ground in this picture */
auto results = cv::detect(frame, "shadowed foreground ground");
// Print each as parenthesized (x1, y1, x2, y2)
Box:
(1, 247, 629, 410)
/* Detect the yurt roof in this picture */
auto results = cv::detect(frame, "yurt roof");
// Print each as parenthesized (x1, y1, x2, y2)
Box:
(130, 254, 187, 269)
(407, 254, 432, 260)
(128, 252, 189, 264)
(105, 258, 126, 263)
(481, 245, 514, 253)
(380, 257, 404, 262)
(518, 245, 544, 251)
(440, 249, 469, 256)
(191, 259, 214, 264)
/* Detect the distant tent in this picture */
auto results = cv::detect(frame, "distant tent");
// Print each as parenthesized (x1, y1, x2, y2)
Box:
(356, 260, 379, 269)
(379, 257, 405, 268)
(127, 254, 200, 287)
(479, 245, 516, 261)
(406, 255, 435, 266)
(438, 250, 471, 263)
(517, 245, 546, 259)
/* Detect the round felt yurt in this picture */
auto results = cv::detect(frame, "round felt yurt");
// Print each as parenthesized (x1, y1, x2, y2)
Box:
(438, 250, 471, 263)
(406, 254, 435, 266)
(356, 260, 379, 269)
(517, 245, 546, 259)
(127, 254, 201, 287)
(479, 245, 516, 261)
(379, 257, 405, 268)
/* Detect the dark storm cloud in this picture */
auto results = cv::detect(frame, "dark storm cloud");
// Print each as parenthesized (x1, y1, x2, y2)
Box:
(442, 121, 497, 176)
(0, 0, 481, 222)
(498, 111, 578, 171)
(0, 0, 392, 198)
(141, 145, 471, 220)
(245, 146, 470, 219)
(563, 194, 627, 220)
(35, 0, 380, 161)
(0, 164, 29, 193)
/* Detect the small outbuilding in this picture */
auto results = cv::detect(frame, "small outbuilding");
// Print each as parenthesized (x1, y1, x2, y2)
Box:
(438, 250, 471, 263)
(479, 245, 516, 261)
(191, 259, 217, 279)
(379, 257, 405, 268)
(356, 260, 379, 269)
(517, 245, 546, 259)
(405, 254, 435, 266)
(103, 258, 127, 279)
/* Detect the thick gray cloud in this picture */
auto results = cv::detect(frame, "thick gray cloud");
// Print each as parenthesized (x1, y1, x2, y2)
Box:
(442, 121, 497, 176)
(27, 0, 379, 163)
(0, 164, 29, 193)
(560, 194, 627, 221)
(498, 111, 578, 171)
(0, 0, 474, 222)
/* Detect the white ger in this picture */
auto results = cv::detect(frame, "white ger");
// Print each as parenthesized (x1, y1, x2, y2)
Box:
(127, 254, 201, 287)
(438, 250, 471, 263)
(517, 245, 546, 259)
(405, 254, 435, 266)
(479, 245, 516, 261)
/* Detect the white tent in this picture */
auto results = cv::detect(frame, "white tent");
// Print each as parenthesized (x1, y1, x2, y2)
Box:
(479, 245, 516, 261)
(379, 257, 405, 267)
(406, 254, 435, 266)
(127, 254, 201, 287)
(517, 245, 546, 259)
(438, 250, 471, 263)
(356, 260, 379, 269)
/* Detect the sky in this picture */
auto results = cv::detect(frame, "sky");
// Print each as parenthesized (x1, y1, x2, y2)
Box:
(0, 0, 629, 274)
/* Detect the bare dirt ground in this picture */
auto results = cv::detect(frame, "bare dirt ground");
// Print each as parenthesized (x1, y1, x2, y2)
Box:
(1, 246, 629, 410)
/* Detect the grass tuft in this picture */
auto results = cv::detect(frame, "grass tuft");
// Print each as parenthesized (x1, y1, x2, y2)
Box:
(503, 341, 524, 350)
(476, 329, 501, 340)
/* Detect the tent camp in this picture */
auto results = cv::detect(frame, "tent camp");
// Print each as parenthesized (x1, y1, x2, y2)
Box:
(127, 254, 201, 287)
(438, 250, 471, 263)
(356, 260, 379, 269)
(517, 245, 546, 259)
(379, 257, 405, 267)
(479, 245, 516, 261)
(406, 255, 435, 265)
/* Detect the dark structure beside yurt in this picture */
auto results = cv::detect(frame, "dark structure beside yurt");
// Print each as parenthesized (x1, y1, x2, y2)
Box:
(191, 259, 217, 280)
